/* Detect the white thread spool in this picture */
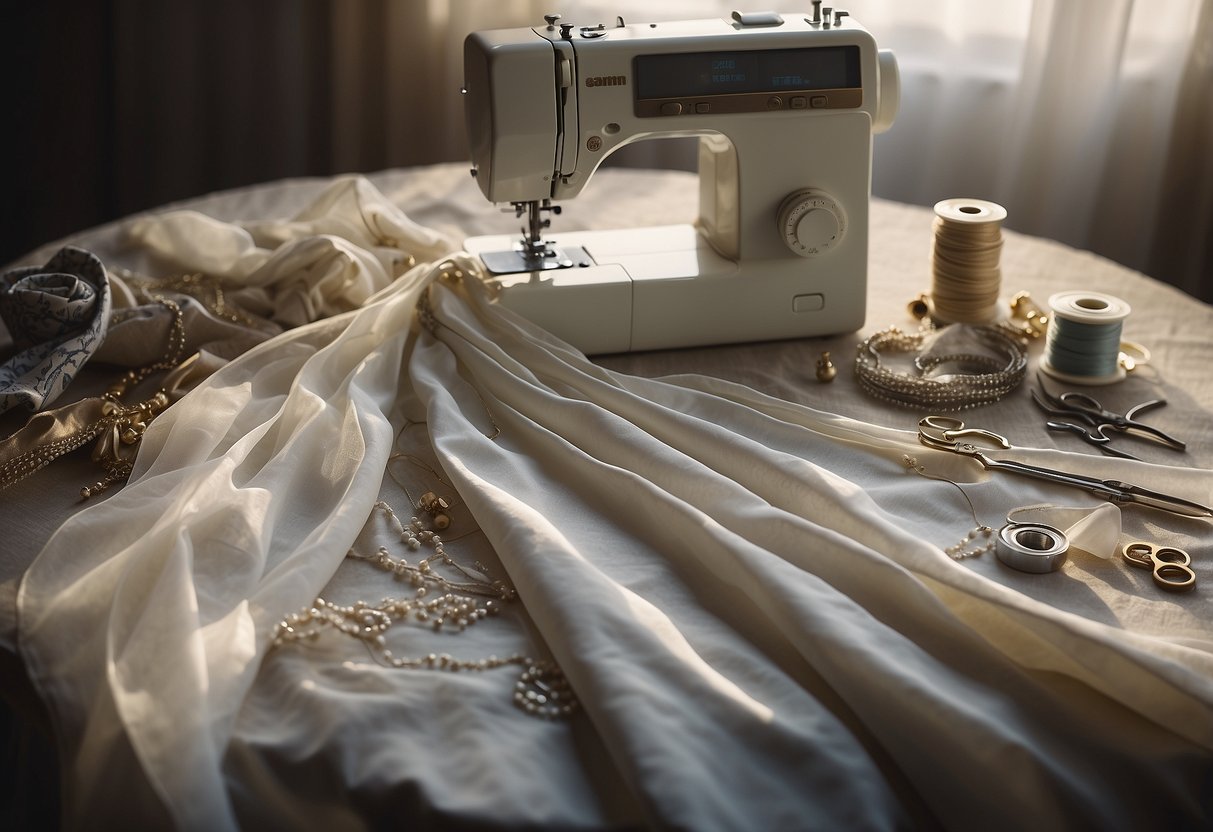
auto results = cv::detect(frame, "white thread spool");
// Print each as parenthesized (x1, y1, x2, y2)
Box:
(930, 198, 1008, 324)
(1041, 291, 1131, 386)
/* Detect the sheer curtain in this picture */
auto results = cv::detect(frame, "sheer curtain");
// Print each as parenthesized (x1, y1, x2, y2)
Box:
(339, 0, 1210, 299)
(840, 0, 1213, 301)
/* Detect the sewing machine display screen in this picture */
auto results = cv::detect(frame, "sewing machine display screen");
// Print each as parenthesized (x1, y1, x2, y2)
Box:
(634, 46, 860, 100)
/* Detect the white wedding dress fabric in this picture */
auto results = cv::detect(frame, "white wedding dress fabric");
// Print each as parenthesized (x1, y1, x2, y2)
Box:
(17, 178, 1213, 830)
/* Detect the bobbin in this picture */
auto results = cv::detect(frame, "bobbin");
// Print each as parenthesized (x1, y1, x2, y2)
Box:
(995, 522, 1069, 573)
(1041, 291, 1132, 386)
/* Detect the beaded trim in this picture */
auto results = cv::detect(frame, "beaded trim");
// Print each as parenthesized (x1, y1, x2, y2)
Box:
(273, 498, 579, 720)
(855, 324, 1027, 411)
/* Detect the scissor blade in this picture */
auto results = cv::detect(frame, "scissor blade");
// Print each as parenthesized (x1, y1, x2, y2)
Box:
(1104, 480, 1213, 518)
(1116, 423, 1188, 452)
(980, 457, 1122, 496)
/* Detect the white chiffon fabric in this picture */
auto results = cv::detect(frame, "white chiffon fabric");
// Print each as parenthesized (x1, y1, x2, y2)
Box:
(125, 177, 453, 327)
(17, 179, 1213, 830)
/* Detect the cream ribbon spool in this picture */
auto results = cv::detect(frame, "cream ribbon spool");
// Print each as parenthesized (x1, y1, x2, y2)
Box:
(930, 198, 1008, 325)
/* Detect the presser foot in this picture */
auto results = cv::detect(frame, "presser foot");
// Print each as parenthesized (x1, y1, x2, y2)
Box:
(481, 198, 594, 274)
(478, 243, 594, 275)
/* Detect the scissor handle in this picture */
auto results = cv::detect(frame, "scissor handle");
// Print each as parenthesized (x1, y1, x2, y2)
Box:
(1122, 541, 1197, 592)
(1057, 392, 1113, 419)
(918, 416, 1011, 450)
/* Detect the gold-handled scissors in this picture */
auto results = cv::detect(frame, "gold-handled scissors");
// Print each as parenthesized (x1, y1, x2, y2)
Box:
(917, 416, 1213, 519)
(1122, 541, 1197, 592)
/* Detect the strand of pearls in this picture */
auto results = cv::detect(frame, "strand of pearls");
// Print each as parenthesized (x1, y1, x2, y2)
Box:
(272, 496, 579, 720)
(943, 526, 996, 559)
(903, 454, 995, 560)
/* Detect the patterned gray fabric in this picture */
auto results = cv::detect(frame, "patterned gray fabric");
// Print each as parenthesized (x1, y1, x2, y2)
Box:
(0, 247, 112, 413)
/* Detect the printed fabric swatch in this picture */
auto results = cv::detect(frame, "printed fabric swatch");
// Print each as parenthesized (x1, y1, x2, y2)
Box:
(0, 246, 112, 413)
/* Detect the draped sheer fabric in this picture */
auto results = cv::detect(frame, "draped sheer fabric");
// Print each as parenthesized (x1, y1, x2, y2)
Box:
(17, 179, 1213, 830)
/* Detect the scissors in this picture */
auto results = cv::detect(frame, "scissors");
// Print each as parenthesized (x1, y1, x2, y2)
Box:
(917, 416, 1213, 519)
(1031, 383, 1186, 455)
(1122, 541, 1197, 592)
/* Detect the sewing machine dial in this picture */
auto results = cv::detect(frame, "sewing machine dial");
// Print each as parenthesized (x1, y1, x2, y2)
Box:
(778, 190, 847, 257)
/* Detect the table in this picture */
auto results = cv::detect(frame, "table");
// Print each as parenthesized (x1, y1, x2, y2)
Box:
(3, 164, 1211, 830)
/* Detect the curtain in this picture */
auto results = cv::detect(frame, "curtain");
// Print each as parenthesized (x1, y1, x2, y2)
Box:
(835, 0, 1213, 301)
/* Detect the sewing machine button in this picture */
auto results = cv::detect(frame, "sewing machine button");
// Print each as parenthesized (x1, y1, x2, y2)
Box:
(766, 96, 783, 110)
(791, 96, 807, 109)
(695, 103, 710, 114)
(793, 294, 825, 312)
(660, 102, 683, 116)
(810, 95, 828, 108)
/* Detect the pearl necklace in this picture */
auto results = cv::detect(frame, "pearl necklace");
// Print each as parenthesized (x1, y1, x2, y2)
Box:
(272, 497, 578, 720)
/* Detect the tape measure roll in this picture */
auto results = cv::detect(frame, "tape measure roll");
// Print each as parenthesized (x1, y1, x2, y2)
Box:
(929, 199, 1008, 325)
(996, 523, 1069, 573)
(1041, 291, 1131, 385)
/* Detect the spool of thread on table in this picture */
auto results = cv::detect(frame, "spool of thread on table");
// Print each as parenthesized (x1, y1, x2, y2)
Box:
(929, 198, 1008, 324)
(1041, 291, 1131, 385)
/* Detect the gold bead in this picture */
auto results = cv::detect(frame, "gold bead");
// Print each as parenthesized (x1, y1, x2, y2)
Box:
(815, 351, 837, 383)
(432, 512, 451, 530)
(907, 293, 931, 320)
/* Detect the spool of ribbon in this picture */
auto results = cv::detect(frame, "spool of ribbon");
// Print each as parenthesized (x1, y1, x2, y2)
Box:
(1041, 291, 1131, 385)
(929, 198, 1008, 325)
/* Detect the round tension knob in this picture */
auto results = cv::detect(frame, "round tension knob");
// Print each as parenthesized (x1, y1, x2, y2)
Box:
(777, 189, 846, 257)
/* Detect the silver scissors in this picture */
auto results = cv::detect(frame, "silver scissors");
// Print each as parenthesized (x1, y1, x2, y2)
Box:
(1122, 541, 1197, 592)
(1031, 383, 1186, 456)
(917, 416, 1213, 519)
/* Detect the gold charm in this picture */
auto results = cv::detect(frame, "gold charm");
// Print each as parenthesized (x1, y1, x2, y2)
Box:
(815, 351, 837, 383)
(907, 293, 932, 320)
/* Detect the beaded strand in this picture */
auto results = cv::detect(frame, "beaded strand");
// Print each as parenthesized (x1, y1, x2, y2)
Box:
(272, 495, 578, 720)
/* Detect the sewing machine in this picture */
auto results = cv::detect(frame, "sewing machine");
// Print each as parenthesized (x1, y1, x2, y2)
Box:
(462, 8, 898, 353)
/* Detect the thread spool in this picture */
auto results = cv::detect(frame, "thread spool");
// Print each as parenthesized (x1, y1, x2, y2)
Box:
(929, 198, 1008, 324)
(1041, 291, 1131, 385)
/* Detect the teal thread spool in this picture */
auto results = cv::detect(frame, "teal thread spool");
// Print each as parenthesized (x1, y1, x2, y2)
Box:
(1041, 291, 1131, 385)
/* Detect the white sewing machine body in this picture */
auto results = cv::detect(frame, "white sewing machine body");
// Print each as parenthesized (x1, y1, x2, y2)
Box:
(463, 10, 898, 354)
